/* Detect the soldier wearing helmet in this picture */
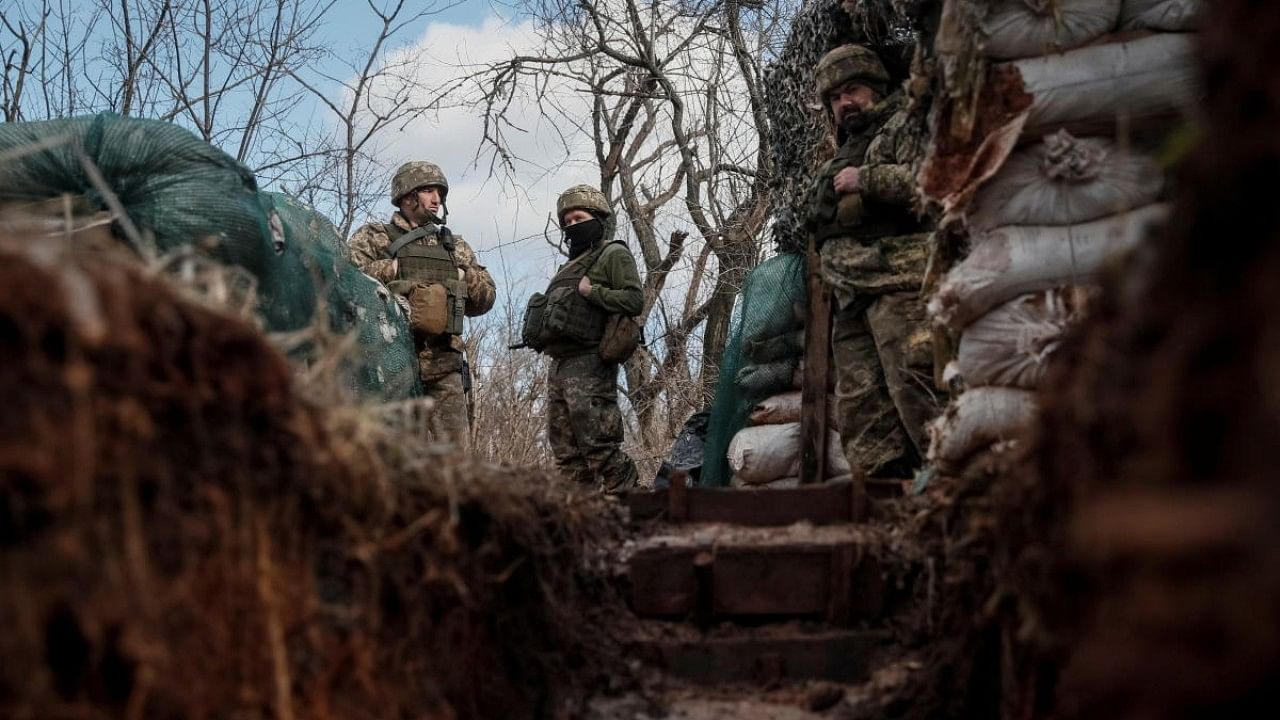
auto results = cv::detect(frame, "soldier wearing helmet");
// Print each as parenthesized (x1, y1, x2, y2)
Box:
(347, 161, 496, 450)
(804, 44, 940, 478)
(520, 184, 642, 491)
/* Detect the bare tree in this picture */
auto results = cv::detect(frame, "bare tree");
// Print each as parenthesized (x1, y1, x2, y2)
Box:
(0, 0, 463, 234)
(473, 0, 797, 449)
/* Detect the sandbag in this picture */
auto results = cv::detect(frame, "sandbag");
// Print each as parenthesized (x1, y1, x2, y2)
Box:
(952, 289, 1080, 389)
(981, 0, 1121, 60)
(736, 357, 800, 396)
(1120, 0, 1201, 30)
(927, 387, 1038, 468)
(0, 113, 274, 276)
(747, 390, 840, 426)
(1009, 33, 1198, 135)
(730, 476, 801, 490)
(931, 204, 1168, 330)
(971, 132, 1164, 230)
(744, 328, 804, 364)
(727, 423, 850, 485)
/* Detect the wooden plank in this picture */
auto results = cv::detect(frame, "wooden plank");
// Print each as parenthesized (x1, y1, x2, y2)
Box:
(800, 236, 832, 484)
(711, 548, 831, 616)
(624, 481, 858, 526)
(631, 630, 889, 685)
(668, 469, 689, 521)
(628, 543, 880, 620)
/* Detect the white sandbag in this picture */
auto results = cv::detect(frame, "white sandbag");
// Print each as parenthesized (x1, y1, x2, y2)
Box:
(727, 423, 850, 485)
(747, 391, 840, 427)
(981, 0, 1121, 60)
(928, 387, 1038, 468)
(971, 132, 1164, 230)
(953, 290, 1079, 389)
(930, 204, 1168, 330)
(1010, 33, 1199, 135)
(1120, 0, 1201, 30)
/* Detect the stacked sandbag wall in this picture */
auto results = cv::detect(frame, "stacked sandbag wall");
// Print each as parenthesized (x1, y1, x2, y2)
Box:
(921, 0, 1202, 472)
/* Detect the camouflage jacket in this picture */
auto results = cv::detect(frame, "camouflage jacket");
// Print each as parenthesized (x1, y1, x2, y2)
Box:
(347, 211, 496, 355)
(806, 92, 930, 302)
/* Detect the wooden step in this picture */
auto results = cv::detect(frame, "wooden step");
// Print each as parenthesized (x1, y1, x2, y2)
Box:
(624, 479, 905, 527)
(626, 530, 886, 624)
(629, 628, 890, 685)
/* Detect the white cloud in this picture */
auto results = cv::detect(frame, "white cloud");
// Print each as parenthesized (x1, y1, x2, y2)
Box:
(367, 14, 597, 299)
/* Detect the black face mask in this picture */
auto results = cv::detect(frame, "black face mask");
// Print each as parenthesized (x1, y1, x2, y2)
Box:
(564, 217, 604, 258)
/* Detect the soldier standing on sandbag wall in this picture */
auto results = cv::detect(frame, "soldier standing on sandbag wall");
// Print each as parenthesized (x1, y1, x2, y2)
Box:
(521, 185, 643, 492)
(348, 161, 496, 450)
(805, 45, 940, 477)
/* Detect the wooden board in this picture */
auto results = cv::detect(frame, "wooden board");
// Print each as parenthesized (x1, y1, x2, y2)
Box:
(624, 481, 859, 526)
(627, 543, 886, 623)
(630, 630, 890, 685)
(800, 236, 832, 485)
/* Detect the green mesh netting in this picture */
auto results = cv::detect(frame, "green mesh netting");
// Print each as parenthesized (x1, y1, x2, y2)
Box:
(0, 112, 275, 275)
(702, 252, 809, 487)
(263, 193, 420, 401)
(0, 113, 417, 402)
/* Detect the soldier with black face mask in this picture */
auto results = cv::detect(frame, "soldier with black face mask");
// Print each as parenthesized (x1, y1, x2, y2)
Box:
(522, 185, 643, 492)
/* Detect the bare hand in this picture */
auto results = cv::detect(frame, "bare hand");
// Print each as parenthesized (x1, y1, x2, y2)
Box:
(578, 275, 594, 297)
(833, 166, 861, 195)
(390, 259, 400, 276)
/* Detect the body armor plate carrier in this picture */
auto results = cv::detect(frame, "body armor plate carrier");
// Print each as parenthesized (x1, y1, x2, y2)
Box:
(387, 223, 467, 336)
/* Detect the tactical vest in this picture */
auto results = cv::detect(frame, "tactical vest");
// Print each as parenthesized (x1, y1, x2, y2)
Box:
(385, 223, 468, 336)
(522, 242, 617, 352)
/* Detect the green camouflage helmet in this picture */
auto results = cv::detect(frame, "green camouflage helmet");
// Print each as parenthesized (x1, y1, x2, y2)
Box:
(391, 161, 449, 205)
(556, 184, 612, 225)
(814, 45, 890, 103)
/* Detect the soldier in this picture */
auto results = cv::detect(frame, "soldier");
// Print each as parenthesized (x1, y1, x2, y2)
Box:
(529, 185, 643, 492)
(348, 161, 496, 449)
(805, 45, 939, 478)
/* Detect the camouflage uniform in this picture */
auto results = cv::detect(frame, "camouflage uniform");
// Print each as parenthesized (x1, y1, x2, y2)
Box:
(540, 185, 643, 492)
(806, 46, 940, 476)
(347, 162, 496, 449)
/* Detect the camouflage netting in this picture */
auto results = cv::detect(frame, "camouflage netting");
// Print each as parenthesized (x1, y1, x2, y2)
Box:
(765, 0, 919, 253)
(0, 234, 621, 719)
(264, 192, 420, 401)
(702, 253, 808, 487)
(0, 114, 417, 402)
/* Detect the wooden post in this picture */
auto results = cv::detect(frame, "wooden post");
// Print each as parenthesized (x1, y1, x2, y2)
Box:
(668, 469, 689, 522)
(800, 235, 831, 485)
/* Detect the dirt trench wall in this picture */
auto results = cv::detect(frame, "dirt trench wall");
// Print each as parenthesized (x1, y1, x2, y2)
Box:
(0, 237, 616, 720)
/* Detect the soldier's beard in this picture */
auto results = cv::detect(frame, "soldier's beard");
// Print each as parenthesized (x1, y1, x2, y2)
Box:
(838, 109, 875, 136)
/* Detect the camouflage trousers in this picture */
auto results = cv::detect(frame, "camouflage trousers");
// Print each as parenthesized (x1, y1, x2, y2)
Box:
(832, 291, 939, 476)
(419, 348, 470, 452)
(547, 353, 638, 492)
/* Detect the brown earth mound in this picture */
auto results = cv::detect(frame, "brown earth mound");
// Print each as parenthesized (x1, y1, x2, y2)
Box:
(0, 236, 619, 720)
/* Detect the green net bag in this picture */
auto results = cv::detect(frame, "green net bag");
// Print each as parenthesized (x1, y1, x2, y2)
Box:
(701, 252, 808, 487)
(262, 193, 420, 401)
(0, 112, 275, 275)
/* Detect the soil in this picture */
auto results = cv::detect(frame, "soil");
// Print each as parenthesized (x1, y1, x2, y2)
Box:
(0, 235, 624, 720)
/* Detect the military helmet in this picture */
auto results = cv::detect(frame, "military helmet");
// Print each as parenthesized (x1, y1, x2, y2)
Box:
(556, 184, 612, 225)
(391, 161, 449, 205)
(814, 44, 890, 102)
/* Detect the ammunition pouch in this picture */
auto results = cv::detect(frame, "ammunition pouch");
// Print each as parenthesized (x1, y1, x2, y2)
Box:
(599, 314, 642, 364)
(388, 224, 466, 336)
(520, 292, 550, 351)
